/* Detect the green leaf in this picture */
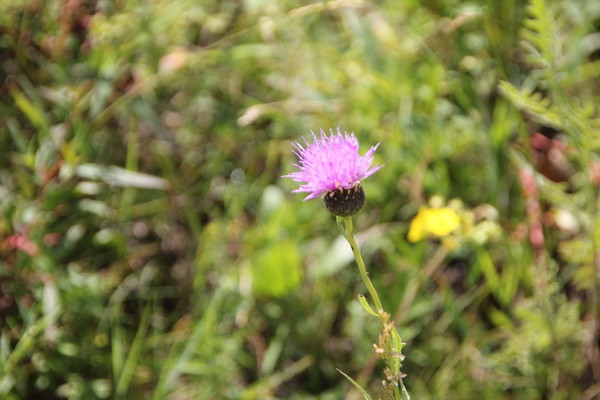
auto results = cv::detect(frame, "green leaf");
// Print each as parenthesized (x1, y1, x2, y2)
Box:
(477, 249, 501, 301)
(252, 240, 302, 297)
(75, 163, 169, 190)
(358, 294, 379, 317)
(11, 89, 49, 133)
(498, 81, 562, 128)
(337, 369, 373, 400)
(521, 0, 557, 68)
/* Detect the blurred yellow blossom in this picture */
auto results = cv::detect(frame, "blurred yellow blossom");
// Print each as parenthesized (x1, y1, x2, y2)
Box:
(408, 206, 460, 242)
(407, 197, 501, 249)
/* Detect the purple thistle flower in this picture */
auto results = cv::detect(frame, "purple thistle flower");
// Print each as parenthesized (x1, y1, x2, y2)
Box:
(283, 127, 383, 216)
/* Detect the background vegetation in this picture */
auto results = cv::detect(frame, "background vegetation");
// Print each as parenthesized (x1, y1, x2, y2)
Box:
(1, 0, 599, 399)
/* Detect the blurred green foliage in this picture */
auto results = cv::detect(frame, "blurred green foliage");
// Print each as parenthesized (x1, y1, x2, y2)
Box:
(1, 0, 599, 399)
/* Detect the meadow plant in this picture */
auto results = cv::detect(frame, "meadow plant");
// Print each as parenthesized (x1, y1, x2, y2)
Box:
(2, 0, 597, 397)
(408, 196, 502, 249)
(284, 128, 409, 400)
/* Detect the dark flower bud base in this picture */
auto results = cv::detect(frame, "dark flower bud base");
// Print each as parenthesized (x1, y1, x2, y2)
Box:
(324, 185, 365, 217)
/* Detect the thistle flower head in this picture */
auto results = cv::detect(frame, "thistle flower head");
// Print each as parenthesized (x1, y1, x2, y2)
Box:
(283, 127, 383, 216)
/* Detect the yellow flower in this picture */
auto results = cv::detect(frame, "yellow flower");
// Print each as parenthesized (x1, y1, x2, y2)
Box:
(408, 206, 460, 242)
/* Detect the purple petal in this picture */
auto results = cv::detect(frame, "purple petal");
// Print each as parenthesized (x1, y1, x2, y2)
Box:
(282, 127, 383, 200)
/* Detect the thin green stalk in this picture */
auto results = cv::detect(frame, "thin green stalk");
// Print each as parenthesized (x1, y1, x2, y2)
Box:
(339, 216, 383, 312)
(337, 216, 410, 400)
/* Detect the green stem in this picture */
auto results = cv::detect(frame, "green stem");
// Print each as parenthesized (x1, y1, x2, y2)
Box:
(341, 217, 384, 313)
(337, 216, 410, 400)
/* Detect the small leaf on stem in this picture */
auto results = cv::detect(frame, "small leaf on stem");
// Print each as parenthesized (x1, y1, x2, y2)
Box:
(358, 294, 379, 317)
(337, 369, 373, 400)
